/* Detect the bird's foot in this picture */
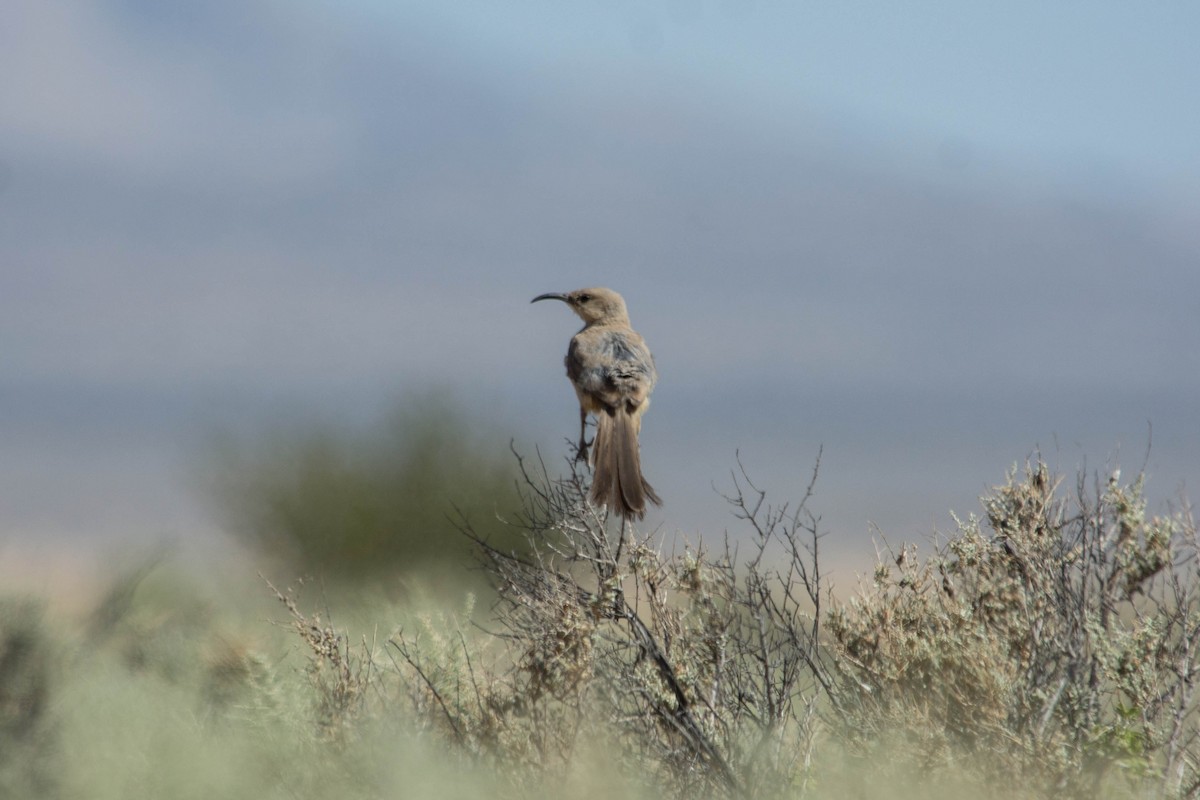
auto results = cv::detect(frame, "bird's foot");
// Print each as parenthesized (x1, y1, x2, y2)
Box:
(575, 439, 592, 463)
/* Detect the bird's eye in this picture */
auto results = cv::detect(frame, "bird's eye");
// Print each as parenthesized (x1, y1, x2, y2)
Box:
(577, 293, 591, 303)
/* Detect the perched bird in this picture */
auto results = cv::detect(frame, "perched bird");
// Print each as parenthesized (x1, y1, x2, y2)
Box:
(532, 287, 661, 519)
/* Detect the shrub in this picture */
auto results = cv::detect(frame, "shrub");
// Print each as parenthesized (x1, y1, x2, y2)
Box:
(209, 396, 525, 586)
(829, 460, 1200, 797)
(387, 450, 832, 798)
(376, 452, 1200, 799)
(0, 598, 59, 797)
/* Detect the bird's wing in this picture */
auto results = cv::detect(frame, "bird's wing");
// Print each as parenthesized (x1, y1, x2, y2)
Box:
(568, 327, 655, 411)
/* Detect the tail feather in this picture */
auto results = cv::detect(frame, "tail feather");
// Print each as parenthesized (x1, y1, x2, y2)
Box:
(590, 412, 616, 510)
(590, 407, 661, 519)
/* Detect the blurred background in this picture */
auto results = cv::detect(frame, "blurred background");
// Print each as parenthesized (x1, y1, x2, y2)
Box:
(3, 0, 1198, 594)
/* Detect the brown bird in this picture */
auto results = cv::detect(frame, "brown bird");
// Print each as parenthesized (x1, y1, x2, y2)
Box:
(532, 287, 662, 519)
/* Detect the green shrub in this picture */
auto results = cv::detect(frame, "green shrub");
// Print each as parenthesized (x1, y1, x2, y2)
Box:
(209, 396, 525, 586)
(0, 598, 58, 798)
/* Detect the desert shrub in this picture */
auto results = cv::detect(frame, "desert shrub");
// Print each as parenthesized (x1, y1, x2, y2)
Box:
(828, 460, 1200, 798)
(9, 448, 1183, 800)
(372, 451, 1200, 800)
(385, 450, 834, 798)
(209, 395, 525, 586)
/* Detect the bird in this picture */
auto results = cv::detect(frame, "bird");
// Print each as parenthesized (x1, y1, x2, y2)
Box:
(531, 287, 662, 519)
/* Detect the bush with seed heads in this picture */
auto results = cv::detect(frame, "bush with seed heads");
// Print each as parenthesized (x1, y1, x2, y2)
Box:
(378, 451, 1199, 799)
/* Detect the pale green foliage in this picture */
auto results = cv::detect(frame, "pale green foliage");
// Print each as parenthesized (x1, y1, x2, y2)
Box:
(4, 454, 1198, 800)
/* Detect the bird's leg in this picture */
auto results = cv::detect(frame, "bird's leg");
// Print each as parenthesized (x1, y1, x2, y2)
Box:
(573, 407, 588, 462)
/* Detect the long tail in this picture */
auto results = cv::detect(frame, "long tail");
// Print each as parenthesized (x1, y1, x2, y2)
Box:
(591, 407, 661, 519)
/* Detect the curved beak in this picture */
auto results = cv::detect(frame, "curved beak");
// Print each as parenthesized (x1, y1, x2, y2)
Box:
(531, 292, 569, 304)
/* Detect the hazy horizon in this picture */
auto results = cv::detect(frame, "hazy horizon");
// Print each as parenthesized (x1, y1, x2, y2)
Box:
(3, 0, 1197, 579)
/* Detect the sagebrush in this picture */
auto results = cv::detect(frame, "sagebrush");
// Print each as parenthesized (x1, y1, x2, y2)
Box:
(378, 451, 1200, 798)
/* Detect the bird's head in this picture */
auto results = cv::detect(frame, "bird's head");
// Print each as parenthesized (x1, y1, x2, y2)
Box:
(531, 287, 629, 325)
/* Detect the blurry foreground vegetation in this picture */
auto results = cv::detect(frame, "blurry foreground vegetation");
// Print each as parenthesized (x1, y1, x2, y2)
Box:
(4, 443, 1200, 799)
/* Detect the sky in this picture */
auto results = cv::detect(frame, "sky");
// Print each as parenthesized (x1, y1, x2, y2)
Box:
(2, 0, 1198, 579)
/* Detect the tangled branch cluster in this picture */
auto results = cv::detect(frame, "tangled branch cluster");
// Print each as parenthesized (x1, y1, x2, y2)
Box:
(389, 448, 832, 797)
